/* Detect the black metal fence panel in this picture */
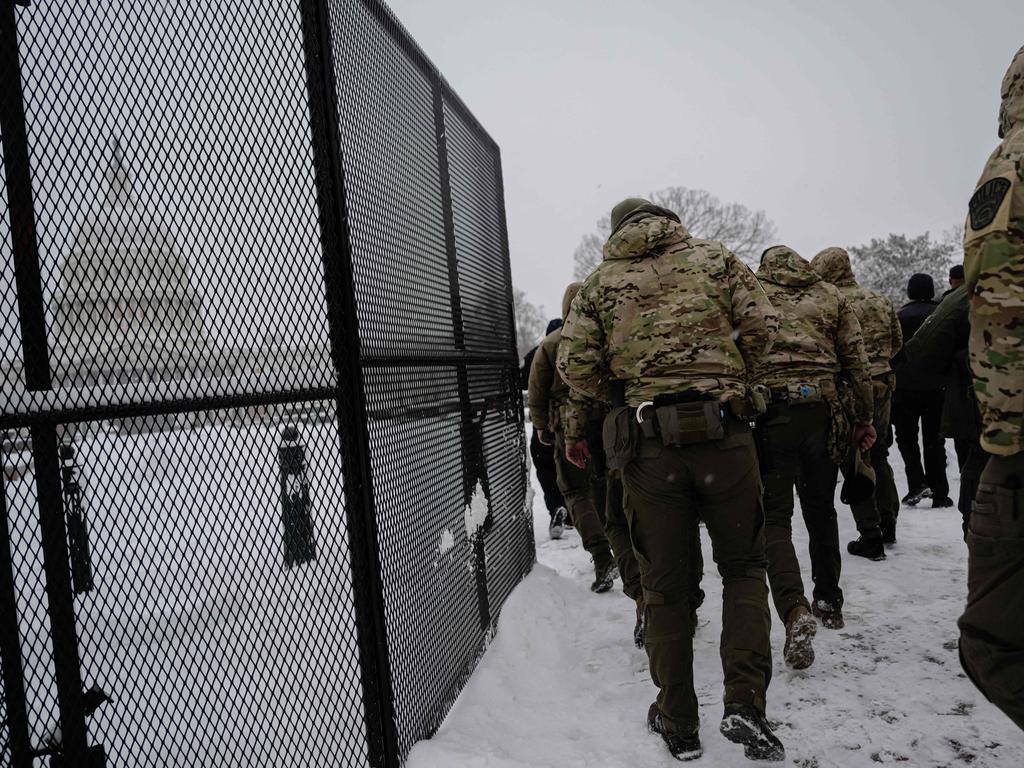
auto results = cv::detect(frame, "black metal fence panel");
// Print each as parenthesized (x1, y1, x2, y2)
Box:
(0, 0, 532, 766)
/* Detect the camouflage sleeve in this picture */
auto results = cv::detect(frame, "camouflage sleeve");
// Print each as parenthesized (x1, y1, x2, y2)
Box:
(835, 294, 874, 424)
(527, 339, 554, 431)
(563, 387, 597, 444)
(965, 229, 1024, 455)
(724, 248, 778, 371)
(556, 284, 610, 420)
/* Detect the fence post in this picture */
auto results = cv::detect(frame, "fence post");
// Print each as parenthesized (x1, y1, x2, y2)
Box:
(431, 79, 492, 632)
(1, 2, 94, 765)
(298, 1, 399, 766)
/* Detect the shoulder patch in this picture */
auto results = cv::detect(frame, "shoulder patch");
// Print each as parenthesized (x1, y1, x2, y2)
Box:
(969, 177, 1012, 231)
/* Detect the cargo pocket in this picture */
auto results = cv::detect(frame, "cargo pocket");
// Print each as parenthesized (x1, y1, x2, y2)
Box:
(603, 406, 638, 470)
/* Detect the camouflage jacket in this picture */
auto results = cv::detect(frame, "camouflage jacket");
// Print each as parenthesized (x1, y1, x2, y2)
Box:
(527, 283, 582, 433)
(963, 45, 1024, 456)
(811, 247, 903, 377)
(556, 214, 778, 440)
(753, 247, 873, 424)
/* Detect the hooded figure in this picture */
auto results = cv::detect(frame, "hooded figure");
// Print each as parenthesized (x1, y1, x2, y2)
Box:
(811, 247, 903, 555)
(557, 198, 785, 762)
(957, 45, 1024, 735)
(750, 246, 873, 659)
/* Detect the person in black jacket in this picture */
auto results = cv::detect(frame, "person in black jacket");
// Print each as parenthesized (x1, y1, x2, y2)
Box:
(520, 319, 569, 533)
(892, 273, 953, 508)
(895, 285, 985, 537)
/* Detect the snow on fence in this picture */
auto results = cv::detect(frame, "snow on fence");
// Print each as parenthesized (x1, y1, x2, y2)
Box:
(0, 1, 532, 766)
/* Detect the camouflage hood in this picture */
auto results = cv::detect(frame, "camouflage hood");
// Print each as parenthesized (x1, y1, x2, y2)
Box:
(999, 45, 1024, 139)
(603, 214, 690, 261)
(811, 247, 857, 287)
(561, 281, 582, 318)
(756, 246, 820, 287)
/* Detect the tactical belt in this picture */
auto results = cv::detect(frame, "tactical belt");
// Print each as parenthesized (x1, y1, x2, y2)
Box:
(633, 398, 747, 445)
(767, 380, 834, 405)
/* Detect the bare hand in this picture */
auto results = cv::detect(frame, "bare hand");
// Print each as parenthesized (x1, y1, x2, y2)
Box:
(851, 424, 877, 451)
(566, 439, 591, 469)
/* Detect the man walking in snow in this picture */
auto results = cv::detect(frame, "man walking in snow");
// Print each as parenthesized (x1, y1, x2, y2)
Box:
(957, 44, 1024, 733)
(811, 248, 903, 556)
(751, 246, 875, 669)
(521, 319, 569, 536)
(892, 273, 953, 508)
(529, 283, 618, 592)
(558, 197, 784, 762)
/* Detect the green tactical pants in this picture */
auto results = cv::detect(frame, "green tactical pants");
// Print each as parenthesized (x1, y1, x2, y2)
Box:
(958, 451, 1024, 731)
(850, 388, 900, 532)
(554, 432, 613, 570)
(756, 401, 843, 620)
(619, 427, 772, 735)
(588, 418, 704, 604)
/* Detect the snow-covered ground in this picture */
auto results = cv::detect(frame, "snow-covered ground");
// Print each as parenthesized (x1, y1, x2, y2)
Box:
(407, 442, 1024, 768)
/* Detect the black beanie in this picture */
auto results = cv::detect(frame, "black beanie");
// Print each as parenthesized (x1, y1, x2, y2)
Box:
(949, 264, 964, 280)
(545, 318, 563, 335)
(907, 273, 935, 301)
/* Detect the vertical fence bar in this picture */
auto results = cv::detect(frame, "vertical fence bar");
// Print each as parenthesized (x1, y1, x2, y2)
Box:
(431, 78, 491, 631)
(32, 423, 89, 763)
(1, 0, 51, 391)
(0, 472, 32, 768)
(2, 1, 92, 764)
(299, 1, 399, 766)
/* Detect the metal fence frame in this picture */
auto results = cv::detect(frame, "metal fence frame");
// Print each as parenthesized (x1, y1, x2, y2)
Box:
(0, 0, 533, 765)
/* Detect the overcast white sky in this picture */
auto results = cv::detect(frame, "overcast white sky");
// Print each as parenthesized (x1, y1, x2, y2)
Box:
(389, 0, 1024, 318)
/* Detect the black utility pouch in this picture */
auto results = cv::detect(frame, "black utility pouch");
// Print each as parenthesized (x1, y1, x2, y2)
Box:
(602, 406, 637, 470)
(654, 401, 724, 446)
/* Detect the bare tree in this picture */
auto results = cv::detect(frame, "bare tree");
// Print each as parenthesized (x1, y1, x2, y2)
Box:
(513, 287, 548, 360)
(573, 186, 777, 279)
(847, 230, 961, 305)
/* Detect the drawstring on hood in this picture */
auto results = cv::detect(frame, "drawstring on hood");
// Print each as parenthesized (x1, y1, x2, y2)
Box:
(756, 246, 820, 287)
(999, 45, 1024, 139)
(811, 247, 857, 287)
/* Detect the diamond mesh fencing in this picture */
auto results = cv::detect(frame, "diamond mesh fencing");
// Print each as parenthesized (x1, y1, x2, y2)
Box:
(0, 1, 532, 766)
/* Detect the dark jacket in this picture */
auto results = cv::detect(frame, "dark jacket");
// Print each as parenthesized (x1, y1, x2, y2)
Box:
(898, 286, 979, 440)
(894, 300, 942, 391)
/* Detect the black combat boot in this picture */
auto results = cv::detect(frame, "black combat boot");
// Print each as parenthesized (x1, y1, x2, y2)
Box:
(848, 529, 886, 560)
(901, 485, 931, 506)
(811, 599, 845, 630)
(548, 507, 566, 540)
(880, 522, 896, 544)
(591, 559, 617, 593)
(648, 703, 702, 761)
(783, 605, 816, 669)
(931, 496, 954, 509)
(720, 703, 785, 762)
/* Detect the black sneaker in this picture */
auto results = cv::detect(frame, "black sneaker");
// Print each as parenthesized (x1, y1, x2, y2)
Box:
(549, 507, 566, 540)
(720, 703, 785, 762)
(931, 496, 954, 509)
(591, 560, 617, 593)
(901, 485, 931, 506)
(847, 531, 886, 561)
(880, 523, 896, 545)
(648, 703, 702, 761)
(811, 599, 845, 630)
